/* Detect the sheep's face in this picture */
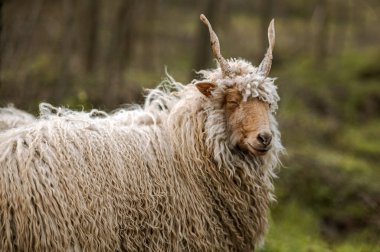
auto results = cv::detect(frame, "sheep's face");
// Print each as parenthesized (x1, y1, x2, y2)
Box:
(196, 83, 273, 156)
(224, 85, 272, 156)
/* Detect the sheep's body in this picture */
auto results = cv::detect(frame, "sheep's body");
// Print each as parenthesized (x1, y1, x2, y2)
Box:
(0, 69, 282, 251)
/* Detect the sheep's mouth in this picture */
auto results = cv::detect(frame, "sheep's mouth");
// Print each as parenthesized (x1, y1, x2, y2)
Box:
(253, 148, 269, 155)
(247, 143, 270, 156)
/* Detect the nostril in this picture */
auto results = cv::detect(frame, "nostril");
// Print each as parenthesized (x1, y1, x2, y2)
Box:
(257, 132, 272, 146)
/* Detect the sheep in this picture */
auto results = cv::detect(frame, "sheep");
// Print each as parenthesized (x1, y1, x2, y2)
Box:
(0, 14, 283, 251)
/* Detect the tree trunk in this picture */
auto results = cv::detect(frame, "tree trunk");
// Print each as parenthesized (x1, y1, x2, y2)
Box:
(0, 0, 3, 79)
(141, 0, 158, 71)
(57, 0, 75, 103)
(81, 0, 99, 74)
(341, 0, 354, 52)
(311, 0, 330, 64)
(104, 0, 137, 106)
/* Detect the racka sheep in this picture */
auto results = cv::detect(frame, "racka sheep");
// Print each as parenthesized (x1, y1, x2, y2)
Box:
(0, 15, 283, 251)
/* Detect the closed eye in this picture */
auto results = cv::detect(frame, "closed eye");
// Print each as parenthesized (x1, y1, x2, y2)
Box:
(227, 100, 240, 107)
(227, 100, 239, 104)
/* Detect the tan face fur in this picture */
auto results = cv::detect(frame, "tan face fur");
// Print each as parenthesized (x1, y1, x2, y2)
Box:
(196, 83, 273, 156)
(223, 86, 273, 156)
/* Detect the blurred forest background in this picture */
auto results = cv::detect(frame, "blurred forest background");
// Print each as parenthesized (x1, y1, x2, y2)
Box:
(1, 0, 380, 251)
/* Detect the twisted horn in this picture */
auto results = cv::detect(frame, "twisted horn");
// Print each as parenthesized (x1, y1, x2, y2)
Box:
(200, 14, 232, 76)
(257, 19, 275, 77)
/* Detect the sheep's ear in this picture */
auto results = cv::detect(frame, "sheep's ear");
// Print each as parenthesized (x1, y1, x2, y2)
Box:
(195, 82, 217, 97)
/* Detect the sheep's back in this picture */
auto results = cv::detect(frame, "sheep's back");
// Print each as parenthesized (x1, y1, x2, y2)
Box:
(0, 118, 171, 251)
(0, 114, 265, 251)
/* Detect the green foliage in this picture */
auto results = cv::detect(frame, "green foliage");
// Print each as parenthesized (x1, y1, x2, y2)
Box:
(261, 201, 380, 252)
(261, 202, 330, 252)
(337, 121, 380, 160)
(270, 47, 380, 250)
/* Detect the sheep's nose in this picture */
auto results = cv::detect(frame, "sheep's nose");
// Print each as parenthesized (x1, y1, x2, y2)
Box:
(257, 131, 272, 146)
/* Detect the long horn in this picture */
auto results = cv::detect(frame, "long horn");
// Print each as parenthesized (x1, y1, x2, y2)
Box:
(257, 19, 275, 77)
(200, 14, 232, 76)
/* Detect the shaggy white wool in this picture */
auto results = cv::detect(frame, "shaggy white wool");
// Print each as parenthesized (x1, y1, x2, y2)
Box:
(0, 60, 283, 251)
(0, 105, 35, 131)
(196, 58, 280, 111)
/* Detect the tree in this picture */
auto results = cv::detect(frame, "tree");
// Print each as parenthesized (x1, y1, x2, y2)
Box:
(140, 0, 158, 71)
(80, 0, 99, 73)
(57, 0, 75, 101)
(311, 0, 330, 64)
(104, 0, 137, 105)
(0, 0, 3, 79)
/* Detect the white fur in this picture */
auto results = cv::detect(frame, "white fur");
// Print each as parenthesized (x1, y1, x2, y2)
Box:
(196, 59, 280, 111)
(0, 59, 283, 251)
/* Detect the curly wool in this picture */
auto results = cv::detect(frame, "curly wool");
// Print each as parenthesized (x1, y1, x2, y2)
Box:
(196, 58, 280, 111)
(0, 65, 282, 251)
(0, 106, 35, 131)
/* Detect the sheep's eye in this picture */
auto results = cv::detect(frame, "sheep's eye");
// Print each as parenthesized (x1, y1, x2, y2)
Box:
(227, 100, 239, 105)
(226, 100, 240, 108)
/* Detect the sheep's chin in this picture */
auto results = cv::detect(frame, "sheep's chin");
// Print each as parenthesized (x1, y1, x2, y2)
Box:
(251, 148, 268, 156)
(236, 141, 270, 156)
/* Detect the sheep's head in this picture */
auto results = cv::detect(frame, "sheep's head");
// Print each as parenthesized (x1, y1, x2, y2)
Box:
(196, 14, 278, 156)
